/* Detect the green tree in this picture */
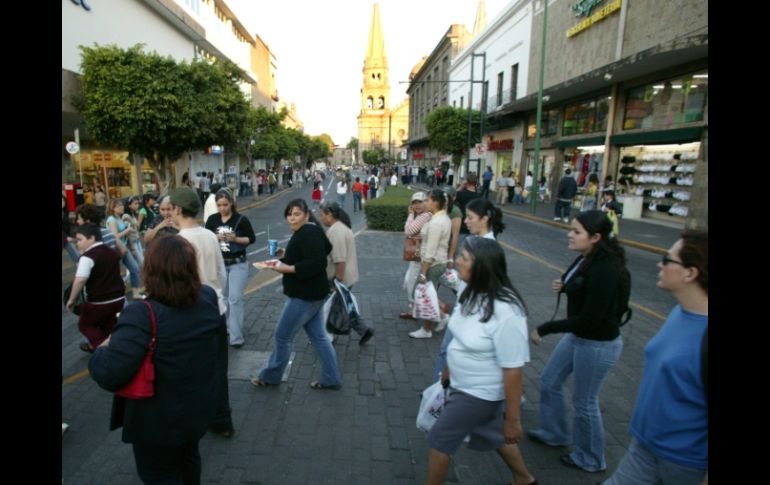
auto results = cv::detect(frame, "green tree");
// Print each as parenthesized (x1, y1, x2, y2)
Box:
(346, 137, 359, 153)
(316, 133, 335, 153)
(363, 147, 386, 166)
(76, 44, 251, 192)
(424, 107, 481, 169)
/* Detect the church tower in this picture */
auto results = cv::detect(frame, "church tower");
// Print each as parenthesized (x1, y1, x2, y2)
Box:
(358, 3, 394, 161)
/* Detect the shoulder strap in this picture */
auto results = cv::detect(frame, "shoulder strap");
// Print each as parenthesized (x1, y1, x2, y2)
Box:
(142, 301, 157, 351)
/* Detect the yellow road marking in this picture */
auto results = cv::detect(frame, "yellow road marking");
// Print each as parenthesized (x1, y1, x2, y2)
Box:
(63, 369, 89, 386)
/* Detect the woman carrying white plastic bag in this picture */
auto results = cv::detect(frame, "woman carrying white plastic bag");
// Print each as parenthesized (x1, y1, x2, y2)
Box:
(425, 237, 537, 485)
(416, 380, 447, 433)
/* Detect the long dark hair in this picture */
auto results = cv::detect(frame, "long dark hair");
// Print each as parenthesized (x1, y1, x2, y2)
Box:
(143, 235, 201, 308)
(574, 210, 626, 268)
(320, 201, 352, 229)
(214, 188, 238, 214)
(284, 198, 320, 226)
(459, 237, 527, 322)
(465, 198, 505, 236)
(427, 189, 446, 211)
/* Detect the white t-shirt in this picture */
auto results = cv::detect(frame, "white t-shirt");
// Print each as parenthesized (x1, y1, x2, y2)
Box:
(447, 298, 530, 401)
(179, 226, 227, 314)
(337, 181, 348, 195)
(391, 174, 398, 186)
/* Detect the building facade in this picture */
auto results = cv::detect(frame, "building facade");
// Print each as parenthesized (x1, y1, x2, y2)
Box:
(448, 0, 534, 181)
(406, 24, 473, 168)
(62, 0, 263, 199)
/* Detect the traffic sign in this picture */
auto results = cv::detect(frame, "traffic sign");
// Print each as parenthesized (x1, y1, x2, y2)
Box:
(66, 142, 80, 154)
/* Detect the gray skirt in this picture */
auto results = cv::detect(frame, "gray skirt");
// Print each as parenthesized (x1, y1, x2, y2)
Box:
(427, 388, 505, 455)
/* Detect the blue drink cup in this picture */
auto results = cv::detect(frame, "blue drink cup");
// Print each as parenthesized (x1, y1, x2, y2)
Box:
(268, 239, 278, 257)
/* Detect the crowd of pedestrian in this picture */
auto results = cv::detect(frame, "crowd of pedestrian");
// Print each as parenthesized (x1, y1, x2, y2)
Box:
(62, 167, 707, 485)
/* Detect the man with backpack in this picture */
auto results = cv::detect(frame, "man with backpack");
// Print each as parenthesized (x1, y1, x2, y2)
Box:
(603, 230, 708, 485)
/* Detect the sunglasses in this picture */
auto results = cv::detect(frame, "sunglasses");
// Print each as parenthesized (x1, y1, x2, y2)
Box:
(661, 254, 686, 267)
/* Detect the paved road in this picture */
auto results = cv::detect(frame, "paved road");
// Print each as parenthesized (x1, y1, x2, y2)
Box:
(62, 174, 677, 484)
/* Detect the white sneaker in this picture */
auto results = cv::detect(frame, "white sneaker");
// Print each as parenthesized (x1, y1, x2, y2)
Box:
(562, 217, 569, 223)
(435, 314, 449, 333)
(409, 328, 432, 339)
(62, 423, 69, 436)
(553, 217, 561, 221)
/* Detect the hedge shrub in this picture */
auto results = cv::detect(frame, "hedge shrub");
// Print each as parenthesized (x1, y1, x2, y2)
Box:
(364, 186, 418, 231)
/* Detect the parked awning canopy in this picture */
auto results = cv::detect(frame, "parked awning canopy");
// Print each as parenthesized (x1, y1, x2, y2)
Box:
(554, 135, 606, 148)
(611, 127, 704, 146)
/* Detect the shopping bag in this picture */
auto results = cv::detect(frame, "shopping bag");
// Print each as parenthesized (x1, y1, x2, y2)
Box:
(416, 380, 447, 432)
(413, 282, 440, 321)
(325, 279, 364, 335)
(439, 269, 460, 292)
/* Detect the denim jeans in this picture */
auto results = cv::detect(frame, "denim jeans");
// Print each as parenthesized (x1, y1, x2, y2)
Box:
(532, 333, 622, 472)
(64, 241, 80, 264)
(337, 193, 347, 207)
(555, 200, 572, 220)
(130, 240, 144, 268)
(603, 438, 707, 485)
(122, 251, 142, 288)
(259, 297, 342, 387)
(353, 192, 362, 212)
(224, 261, 249, 346)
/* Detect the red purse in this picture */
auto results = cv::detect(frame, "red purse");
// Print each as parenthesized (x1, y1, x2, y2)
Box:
(115, 301, 157, 399)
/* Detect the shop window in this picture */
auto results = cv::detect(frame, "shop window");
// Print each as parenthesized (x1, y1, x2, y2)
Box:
(497, 72, 504, 106)
(623, 71, 708, 130)
(527, 108, 559, 138)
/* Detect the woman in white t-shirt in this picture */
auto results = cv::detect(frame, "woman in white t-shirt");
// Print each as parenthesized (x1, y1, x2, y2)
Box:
(426, 236, 536, 485)
(336, 179, 348, 207)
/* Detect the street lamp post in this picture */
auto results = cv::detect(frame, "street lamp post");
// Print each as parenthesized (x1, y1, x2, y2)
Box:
(466, 52, 487, 178)
(530, 0, 548, 215)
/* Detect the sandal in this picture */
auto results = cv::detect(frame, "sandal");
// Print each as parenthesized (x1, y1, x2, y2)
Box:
(309, 381, 342, 391)
(79, 342, 95, 353)
(250, 377, 278, 388)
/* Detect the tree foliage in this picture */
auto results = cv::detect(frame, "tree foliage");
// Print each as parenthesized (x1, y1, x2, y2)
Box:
(363, 147, 386, 166)
(346, 137, 359, 152)
(77, 44, 251, 192)
(424, 107, 481, 158)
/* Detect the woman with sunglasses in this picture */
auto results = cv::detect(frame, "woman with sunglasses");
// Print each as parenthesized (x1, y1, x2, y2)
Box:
(603, 231, 708, 485)
(251, 199, 342, 390)
(528, 210, 628, 473)
(427, 236, 536, 485)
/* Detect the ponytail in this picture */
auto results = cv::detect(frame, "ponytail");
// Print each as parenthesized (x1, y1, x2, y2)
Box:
(466, 198, 506, 236)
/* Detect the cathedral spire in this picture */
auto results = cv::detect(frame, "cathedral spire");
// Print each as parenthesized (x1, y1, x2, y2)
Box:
(365, 3, 387, 69)
(472, 0, 487, 36)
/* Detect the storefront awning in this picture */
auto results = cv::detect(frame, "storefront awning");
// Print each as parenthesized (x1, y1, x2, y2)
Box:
(611, 127, 704, 146)
(554, 135, 606, 148)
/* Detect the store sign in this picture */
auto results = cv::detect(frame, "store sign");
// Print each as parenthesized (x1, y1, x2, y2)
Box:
(488, 139, 514, 151)
(571, 0, 604, 17)
(413, 153, 425, 159)
(567, 0, 621, 38)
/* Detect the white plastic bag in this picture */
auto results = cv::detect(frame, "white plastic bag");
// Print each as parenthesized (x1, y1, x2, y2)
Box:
(416, 380, 446, 432)
(439, 268, 460, 292)
(413, 282, 440, 321)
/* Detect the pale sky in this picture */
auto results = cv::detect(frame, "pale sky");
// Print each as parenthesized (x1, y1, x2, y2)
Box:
(227, 0, 512, 147)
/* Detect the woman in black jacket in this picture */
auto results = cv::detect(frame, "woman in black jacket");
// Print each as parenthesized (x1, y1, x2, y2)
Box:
(89, 235, 223, 484)
(528, 210, 627, 473)
(251, 198, 342, 390)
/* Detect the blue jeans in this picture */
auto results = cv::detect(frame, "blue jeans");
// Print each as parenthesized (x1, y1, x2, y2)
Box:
(555, 200, 572, 220)
(224, 262, 249, 346)
(337, 193, 346, 207)
(531, 333, 622, 472)
(122, 250, 142, 288)
(64, 241, 80, 264)
(603, 438, 707, 485)
(353, 192, 362, 212)
(259, 297, 342, 387)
